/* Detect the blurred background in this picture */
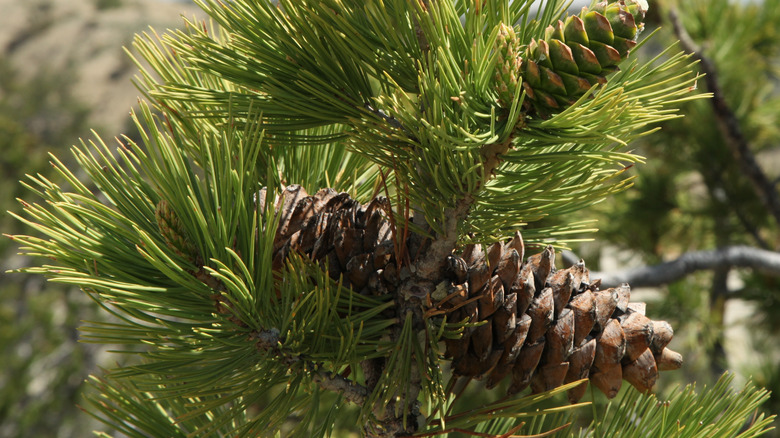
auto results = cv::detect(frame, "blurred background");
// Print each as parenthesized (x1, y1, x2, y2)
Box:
(0, 0, 202, 436)
(1, 0, 779, 437)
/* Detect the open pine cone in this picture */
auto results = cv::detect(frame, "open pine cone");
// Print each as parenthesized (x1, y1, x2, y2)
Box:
(255, 185, 682, 402)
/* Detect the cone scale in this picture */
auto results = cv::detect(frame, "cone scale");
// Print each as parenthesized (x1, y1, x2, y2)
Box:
(255, 185, 682, 401)
(494, 0, 648, 118)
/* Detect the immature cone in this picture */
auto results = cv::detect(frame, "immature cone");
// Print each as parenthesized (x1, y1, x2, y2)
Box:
(494, 0, 648, 117)
(494, 23, 523, 107)
(155, 199, 199, 261)
(260, 185, 681, 401)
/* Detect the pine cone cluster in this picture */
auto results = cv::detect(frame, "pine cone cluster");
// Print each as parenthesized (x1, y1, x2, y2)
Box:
(495, 0, 648, 117)
(250, 185, 681, 401)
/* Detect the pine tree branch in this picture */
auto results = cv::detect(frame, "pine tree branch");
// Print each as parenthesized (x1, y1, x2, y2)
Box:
(413, 195, 474, 281)
(311, 367, 370, 405)
(252, 329, 369, 404)
(398, 136, 516, 434)
(250, 328, 371, 406)
(206, 263, 374, 407)
(584, 246, 780, 288)
(414, 136, 514, 280)
(669, 9, 780, 227)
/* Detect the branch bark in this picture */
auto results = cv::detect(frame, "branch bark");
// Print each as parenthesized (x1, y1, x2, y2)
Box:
(251, 328, 371, 405)
(669, 9, 780, 227)
(586, 245, 780, 288)
(199, 262, 375, 409)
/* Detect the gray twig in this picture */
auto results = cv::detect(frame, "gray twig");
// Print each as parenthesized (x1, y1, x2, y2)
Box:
(251, 328, 370, 406)
(310, 367, 370, 405)
(590, 245, 780, 288)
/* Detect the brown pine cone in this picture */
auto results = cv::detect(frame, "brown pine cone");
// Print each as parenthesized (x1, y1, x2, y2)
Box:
(259, 185, 682, 401)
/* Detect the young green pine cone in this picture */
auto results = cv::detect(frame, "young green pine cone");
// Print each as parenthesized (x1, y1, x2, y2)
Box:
(494, 23, 523, 107)
(495, 0, 648, 117)
(155, 199, 199, 261)
(258, 186, 682, 402)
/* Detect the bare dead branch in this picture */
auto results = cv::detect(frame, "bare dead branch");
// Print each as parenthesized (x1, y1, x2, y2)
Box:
(588, 245, 780, 288)
(669, 9, 780, 227)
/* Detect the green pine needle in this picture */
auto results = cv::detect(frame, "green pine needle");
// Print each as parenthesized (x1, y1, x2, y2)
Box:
(6, 0, 718, 436)
(572, 373, 775, 438)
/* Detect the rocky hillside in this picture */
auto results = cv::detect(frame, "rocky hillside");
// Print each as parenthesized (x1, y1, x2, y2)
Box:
(0, 0, 202, 135)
